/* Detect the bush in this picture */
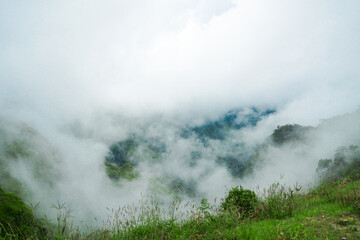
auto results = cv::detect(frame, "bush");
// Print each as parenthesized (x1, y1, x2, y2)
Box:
(0, 186, 46, 238)
(221, 186, 258, 217)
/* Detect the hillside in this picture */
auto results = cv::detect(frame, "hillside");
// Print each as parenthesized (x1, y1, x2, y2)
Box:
(102, 108, 275, 197)
(0, 117, 60, 197)
(0, 186, 46, 239)
(2, 145, 360, 239)
(0, 110, 360, 239)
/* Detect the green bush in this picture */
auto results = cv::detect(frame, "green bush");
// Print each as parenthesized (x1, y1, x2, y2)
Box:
(221, 186, 258, 217)
(0, 186, 46, 238)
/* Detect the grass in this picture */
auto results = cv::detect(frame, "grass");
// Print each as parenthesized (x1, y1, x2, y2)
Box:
(2, 175, 360, 239)
(105, 177, 360, 240)
(0, 187, 46, 239)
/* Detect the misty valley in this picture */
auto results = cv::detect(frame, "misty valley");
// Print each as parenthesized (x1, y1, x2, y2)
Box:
(1, 108, 360, 239)
(2, 0, 360, 238)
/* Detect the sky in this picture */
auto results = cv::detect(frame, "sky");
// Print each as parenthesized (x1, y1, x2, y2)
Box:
(1, 0, 360, 127)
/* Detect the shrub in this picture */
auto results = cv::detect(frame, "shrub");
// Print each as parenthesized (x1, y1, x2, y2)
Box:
(0, 186, 46, 238)
(221, 186, 258, 217)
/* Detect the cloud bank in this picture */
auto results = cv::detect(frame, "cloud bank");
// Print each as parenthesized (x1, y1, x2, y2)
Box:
(1, 0, 359, 122)
(1, 0, 360, 225)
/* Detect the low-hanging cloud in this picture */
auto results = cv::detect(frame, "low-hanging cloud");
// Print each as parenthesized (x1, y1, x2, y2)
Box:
(1, 0, 360, 226)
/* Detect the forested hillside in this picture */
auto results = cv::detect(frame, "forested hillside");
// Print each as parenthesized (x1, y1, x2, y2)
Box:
(1, 110, 360, 239)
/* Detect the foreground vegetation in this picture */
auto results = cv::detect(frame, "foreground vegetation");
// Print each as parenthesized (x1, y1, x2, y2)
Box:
(108, 179, 360, 239)
(1, 166, 360, 239)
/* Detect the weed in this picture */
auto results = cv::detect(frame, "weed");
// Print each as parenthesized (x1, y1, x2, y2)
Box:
(195, 198, 212, 224)
(257, 182, 301, 219)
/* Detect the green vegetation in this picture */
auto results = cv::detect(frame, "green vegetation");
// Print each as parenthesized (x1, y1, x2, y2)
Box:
(0, 187, 45, 239)
(4, 141, 31, 159)
(181, 108, 275, 141)
(149, 177, 197, 199)
(2, 116, 360, 239)
(216, 156, 247, 177)
(0, 141, 58, 200)
(271, 124, 312, 145)
(3, 170, 357, 239)
(105, 139, 138, 167)
(101, 176, 360, 239)
(257, 182, 301, 220)
(0, 122, 61, 198)
(221, 186, 258, 217)
(0, 141, 32, 195)
(108, 168, 360, 239)
(104, 162, 139, 181)
(104, 138, 167, 181)
(317, 145, 360, 181)
(245, 124, 313, 176)
(0, 162, 24, 197)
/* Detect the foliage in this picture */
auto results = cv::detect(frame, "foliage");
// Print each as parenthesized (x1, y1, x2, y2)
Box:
(112, 177, 360, 239)
(105, 139, 138, 167)
(0, 161, 25, 197)
(316, 159, 332, 173)
(148, 177, 196, 200)
(0, 186, 46, 239)
(104, 162, 139, 181)
(221, 186, 259, 217)
(271, 124, 312, 145)
(48, 202, 80, 240)
(0, 129, 60, 197)
(197, 199, 212, 220)
(243, 144, 268, 176)
(257, 182, 301, 219)
(181, 108, 275, 142)
(4, 141, 32, 159)
(163, 177, 197, 197)
(104, 138, 167, 181)
(316, 145, 360, 181)
(3, 176, 360, 239)
(216, 155, 247, 177)
(3, 114, 360, 239)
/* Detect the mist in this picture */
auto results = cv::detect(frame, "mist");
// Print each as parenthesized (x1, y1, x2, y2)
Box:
(1, 0, 360, 225)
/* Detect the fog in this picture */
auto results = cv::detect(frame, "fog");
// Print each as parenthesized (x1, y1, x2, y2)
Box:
(1, 0, 360, 225)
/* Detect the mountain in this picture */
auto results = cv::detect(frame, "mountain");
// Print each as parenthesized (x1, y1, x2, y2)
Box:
(0, 117, 60, 197)
(246, 110, 360, 176)
(180, 108, 275, 141)
(103, 107, 275, 197)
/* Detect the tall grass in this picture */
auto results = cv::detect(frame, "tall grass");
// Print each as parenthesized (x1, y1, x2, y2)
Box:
(256, 182, 302, 219)
(2, 178, 360, 239)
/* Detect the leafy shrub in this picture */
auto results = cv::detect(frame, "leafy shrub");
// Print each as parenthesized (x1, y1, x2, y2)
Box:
(195, 198, 213, 224)
(0, 186, 46, 238)
(221, 186, 258, 217)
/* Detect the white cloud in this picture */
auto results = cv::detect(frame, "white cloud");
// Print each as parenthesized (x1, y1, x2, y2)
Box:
(1, 0, 359, 121)
(1, 0, 360, 225)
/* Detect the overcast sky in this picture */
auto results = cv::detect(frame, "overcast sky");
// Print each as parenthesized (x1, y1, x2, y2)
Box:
(2, 1, 360, 223)
(1, 0, 360, 126)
